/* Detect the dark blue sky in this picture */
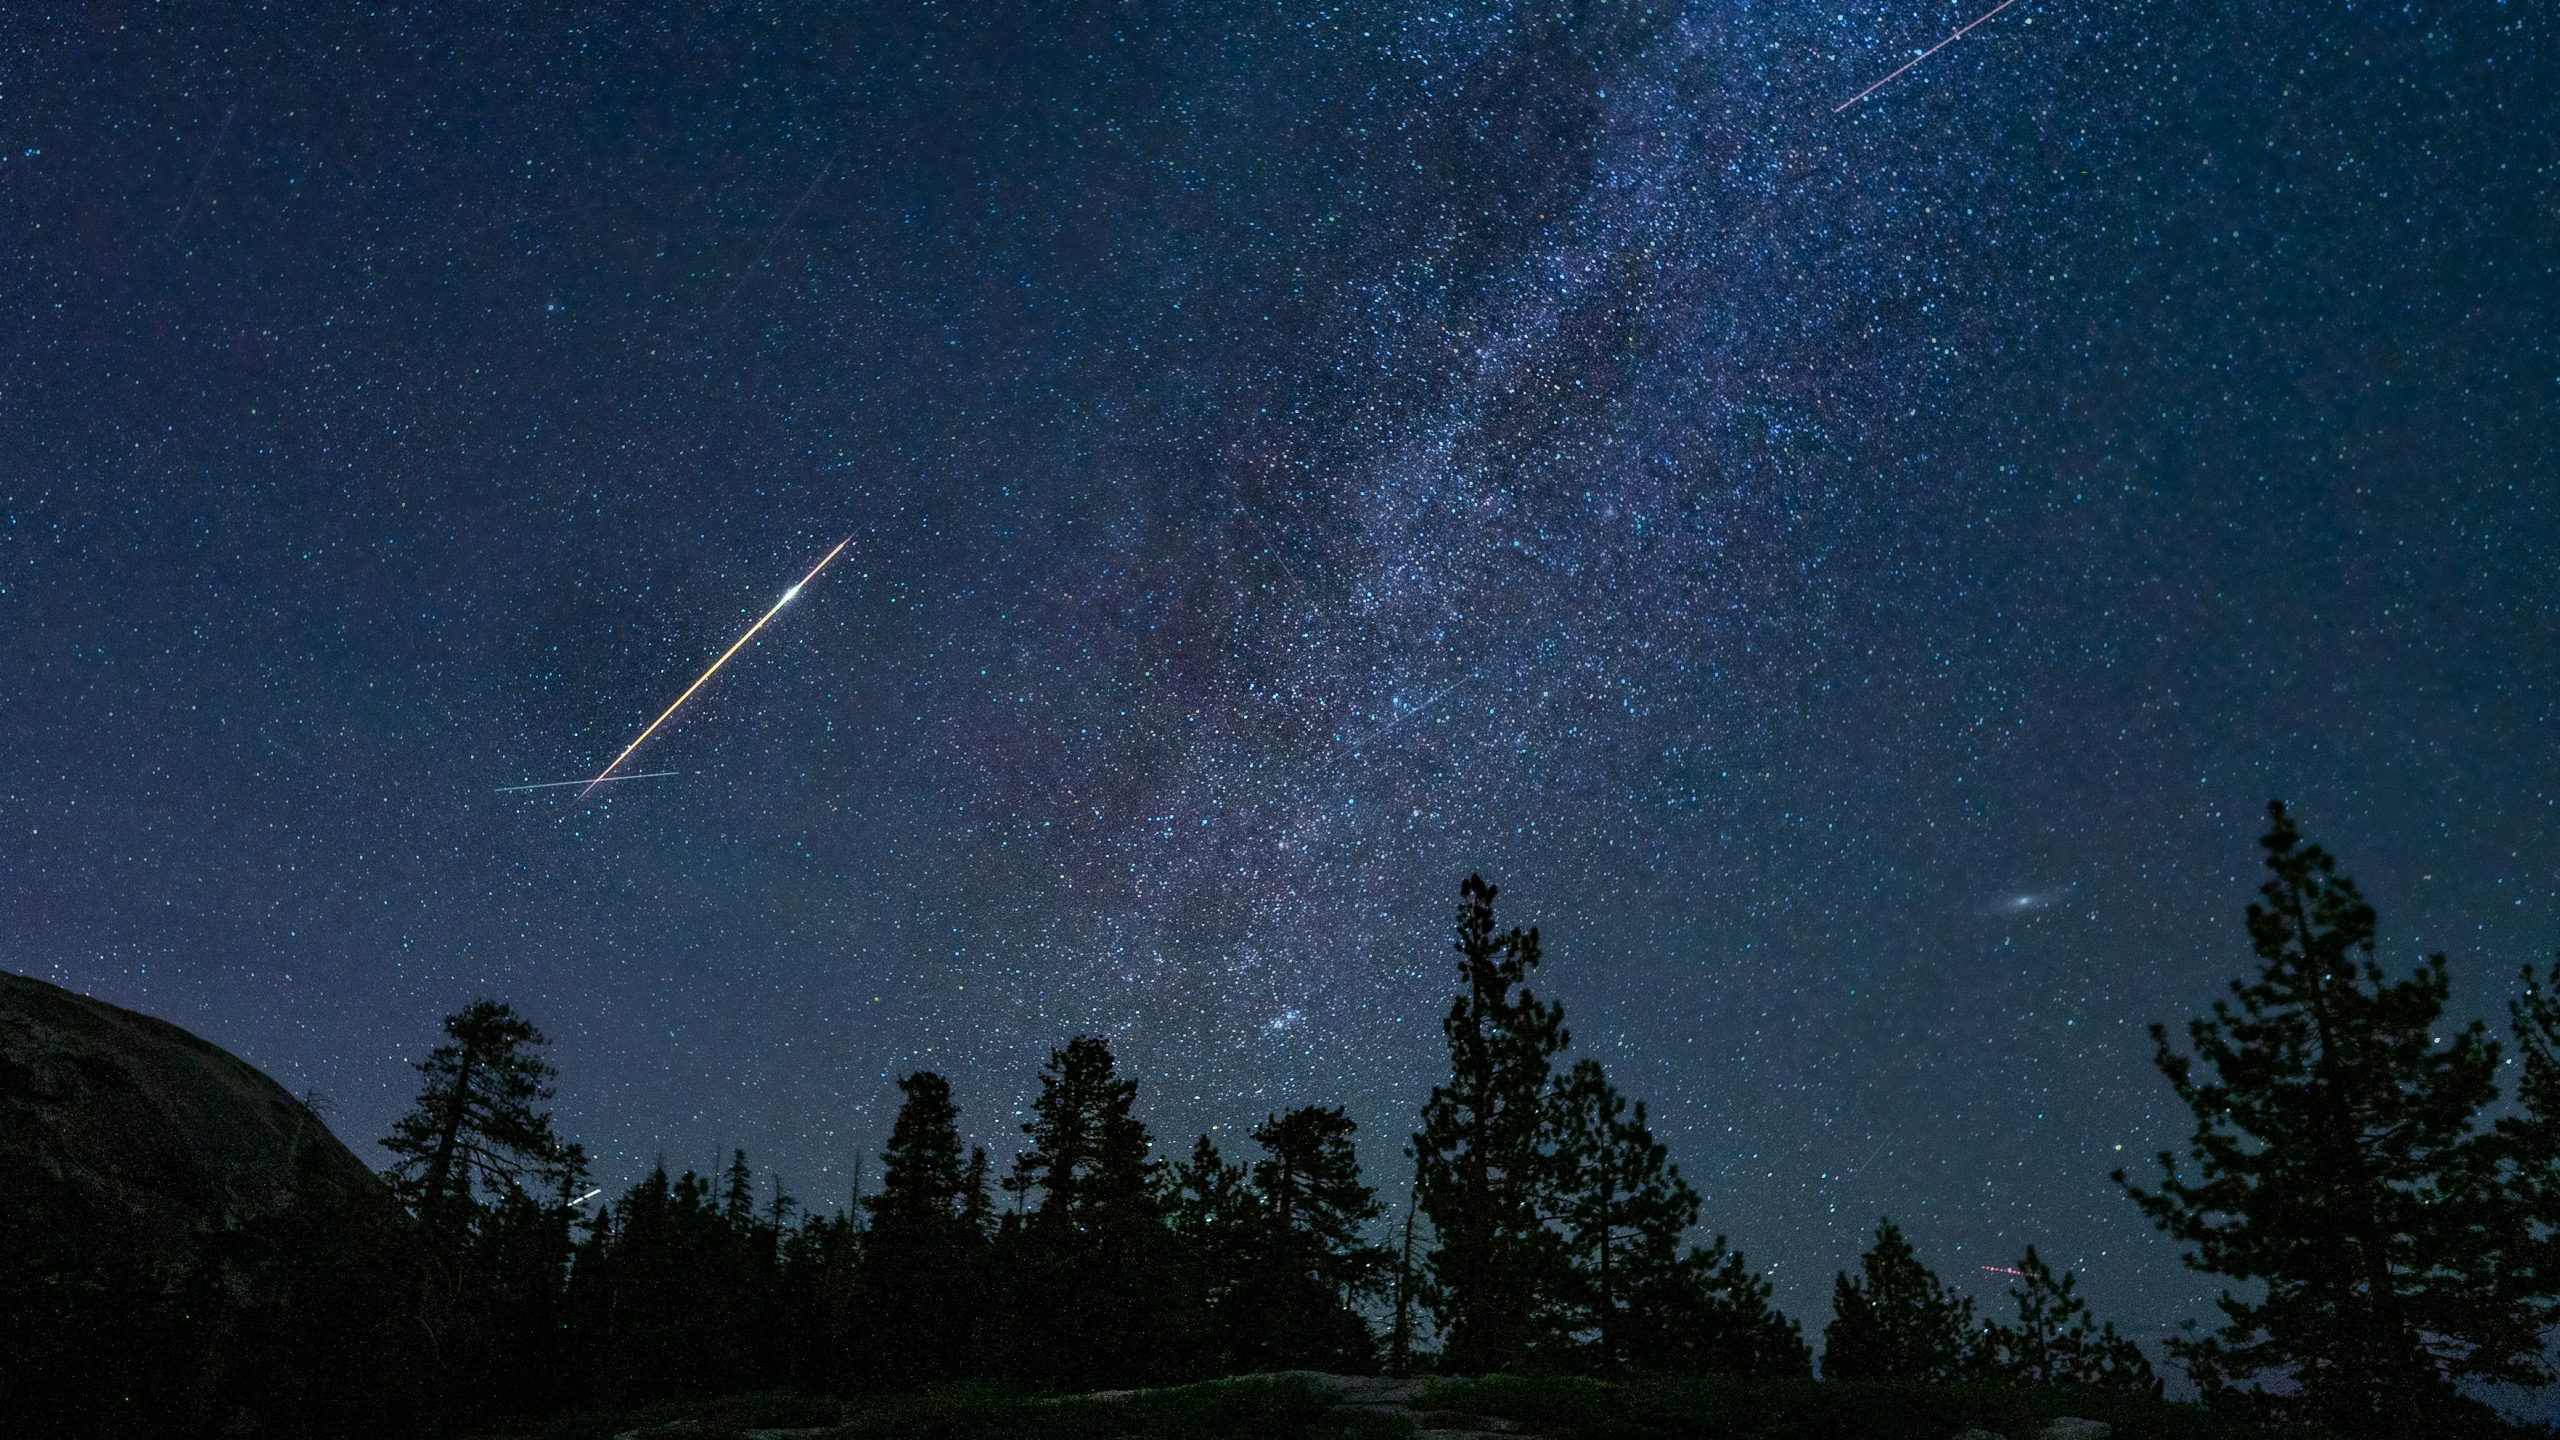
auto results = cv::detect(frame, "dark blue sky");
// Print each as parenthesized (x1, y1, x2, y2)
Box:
(6, 0, 2553, 1357)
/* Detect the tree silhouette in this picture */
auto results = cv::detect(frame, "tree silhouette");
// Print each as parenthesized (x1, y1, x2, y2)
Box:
(995, 1035, 1183, 1388)
(1635, 1240, 1812, 1378)
(857, 1071, 987, 1384)
(378, 999, 580, 1421)
(381, 1000, 573, 1242)
(1244, 1105, 1387, 1370)
(1546, 1058, 1699, 1373)
(1416, 875, 1570, 1373)
(1822, 1218, 1983, 1382)
(1984, 1247, 2157, 1395)
(1168, 1133, 1256, 1374)
(2120, 803, 2531, 1432)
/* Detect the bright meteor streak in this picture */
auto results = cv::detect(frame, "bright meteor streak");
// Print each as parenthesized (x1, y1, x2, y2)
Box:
(578, 536, 852, 798)
(1835, 0, 2024, 114)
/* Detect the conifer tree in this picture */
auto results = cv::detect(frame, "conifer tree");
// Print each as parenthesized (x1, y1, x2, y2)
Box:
(1017, 1035, 1157, 1223)
(1545, 1060, 1699, 1373)
(1416, 874, 1570, 1373)
(997, 1035, 1183, 1388)
(869, 1072, 973, 1228)
(858, 1071, 985, 1384)
(381, 1000, 573, 1242)
(2497, 956, 2560, 1327)
(1984, 1247, 2157, 1395)
(377, 1000, 581, 1422)
(1246, 1105, 1387, 1370)
(722, 1149, 757, 1229)
(2119, 803, 2531, 1431)
(1168, 1133, 1254, 1373)
(1636, 1241, 1812, 1378)
(1822, 1218, 1984, 1382)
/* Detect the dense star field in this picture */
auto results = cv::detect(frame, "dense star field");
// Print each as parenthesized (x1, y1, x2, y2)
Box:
(5, 2, 2552, 1355)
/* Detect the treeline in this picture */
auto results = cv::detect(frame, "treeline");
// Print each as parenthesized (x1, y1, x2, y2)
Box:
(15, 804, 2560, 1438)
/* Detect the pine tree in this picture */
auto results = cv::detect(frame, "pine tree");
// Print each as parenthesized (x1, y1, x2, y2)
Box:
(1634, 1241, 1812, 1379)
(377, 1000, 580, 1423)
(1016, 1035, 1156, 1224)
(1246, 1105, 1387, 1370)
(858, 1071, 986, 1384)
(1167, 1134, 1254, 1374)
(997, 1035, 1183, 1388)
(722, 1149, 757, 1230)
(1545, 1059, 1699, 1373)
(1416, 874, 1570, 1373)
(2497, 956, 2560, 1328)
(1984, 1247, 2157, 1395)
(2119, 803, 2531, 1432)
(1822, 1218, 1983, 1382)
(869, 1072, 972, 1230)
(381, 1000, 573, 1242)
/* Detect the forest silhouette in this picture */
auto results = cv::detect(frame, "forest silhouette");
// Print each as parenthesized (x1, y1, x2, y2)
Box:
(7, 804, 2559, 1438)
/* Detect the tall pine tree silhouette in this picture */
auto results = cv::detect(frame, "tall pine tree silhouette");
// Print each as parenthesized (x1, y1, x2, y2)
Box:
(997, 1035, 1183, 1388)
(1416, 875, 1569, 1373)
(1245, 1105, 1387, 1370)
(1546, 1059, 1698, 1373)
(2120, 803, 2530, 1432)
(1167, 1133, 1255, 1374)
(858, 1071, 987, 1384)
(382, 1000, 573, 1243)
(379, 1000, 578, 1421)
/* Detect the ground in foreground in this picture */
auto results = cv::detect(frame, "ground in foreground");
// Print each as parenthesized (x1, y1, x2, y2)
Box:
(482, 1370, 2304, 1440)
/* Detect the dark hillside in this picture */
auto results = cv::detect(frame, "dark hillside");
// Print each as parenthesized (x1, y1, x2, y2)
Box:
(0, 968, 378, 1246)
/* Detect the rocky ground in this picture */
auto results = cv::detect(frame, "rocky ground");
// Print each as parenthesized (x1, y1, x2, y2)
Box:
(1317, 1373, 1529, 1439)
(618, 1373, 2124, 1440)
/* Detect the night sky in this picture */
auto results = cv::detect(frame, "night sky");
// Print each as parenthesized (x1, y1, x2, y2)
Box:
(7, 1, 2554, 1358)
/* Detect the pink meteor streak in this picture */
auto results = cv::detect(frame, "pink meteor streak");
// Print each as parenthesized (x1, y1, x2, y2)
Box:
(579, 536, 852, 798)
(1835, 0, 2025, 114)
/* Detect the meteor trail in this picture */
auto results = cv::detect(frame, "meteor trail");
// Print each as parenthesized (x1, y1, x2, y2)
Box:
(579, 536, 852, 798)
(496, 771, 678, 794)
(1835, 0, 2024, 113)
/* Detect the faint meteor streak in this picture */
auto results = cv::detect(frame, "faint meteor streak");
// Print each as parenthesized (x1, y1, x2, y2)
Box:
(717, 144, 847, 315)
(1835, 0, 2025, 113)
(579, 536, 852, 798)
(1347, 674, 1468, 751)
(496, 770, 678, 794)
(170, 105, 236, 241)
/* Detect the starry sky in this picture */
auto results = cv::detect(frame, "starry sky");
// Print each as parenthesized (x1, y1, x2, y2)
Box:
(6, 1, 2554, 1358)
